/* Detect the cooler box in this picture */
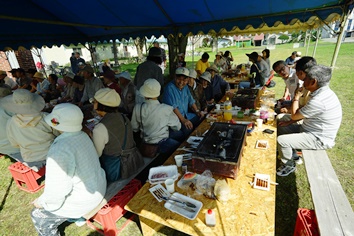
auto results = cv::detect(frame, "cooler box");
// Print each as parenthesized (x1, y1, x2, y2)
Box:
(192, 122, 247, 179)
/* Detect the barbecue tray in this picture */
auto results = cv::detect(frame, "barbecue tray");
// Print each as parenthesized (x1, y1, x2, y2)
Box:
(192, 122, 247, 179)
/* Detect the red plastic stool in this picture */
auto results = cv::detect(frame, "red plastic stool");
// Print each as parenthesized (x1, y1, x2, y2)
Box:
(87, 179, 142, 236)
(8, 162, 46, 193)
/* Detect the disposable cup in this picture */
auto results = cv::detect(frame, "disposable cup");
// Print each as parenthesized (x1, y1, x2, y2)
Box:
(174, 155, 183, 167)
(256, 118, 263, 129)
(215, 104, 221, 110)
(165, 178, 175, 193)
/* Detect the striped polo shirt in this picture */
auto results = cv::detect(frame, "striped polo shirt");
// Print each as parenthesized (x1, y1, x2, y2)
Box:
(300, 86, 342, 148)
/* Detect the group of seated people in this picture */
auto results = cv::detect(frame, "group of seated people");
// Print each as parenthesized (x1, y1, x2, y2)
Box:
(0, 48, 343, 234)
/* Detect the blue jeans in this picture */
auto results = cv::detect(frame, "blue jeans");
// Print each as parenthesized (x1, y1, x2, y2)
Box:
(31, 208, 69, 236)
(100, 154, 121, 182)
(158, 138, 180, 155)
(239, 82, 260, 89)
(169, 115, 201, 142)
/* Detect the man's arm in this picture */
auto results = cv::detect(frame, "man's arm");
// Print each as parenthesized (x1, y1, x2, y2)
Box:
(173, 107, 193, 129)
(290, 87, 305, 120)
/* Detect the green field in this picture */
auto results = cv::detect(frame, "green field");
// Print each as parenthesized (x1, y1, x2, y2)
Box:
(0, 40, 353, 236)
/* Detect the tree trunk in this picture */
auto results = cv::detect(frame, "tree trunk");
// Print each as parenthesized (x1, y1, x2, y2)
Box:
(112, 41, 119, 66)
(134, 37, 146, 61)
(167, 34, 188, 80)
(212, 36, 218, 53)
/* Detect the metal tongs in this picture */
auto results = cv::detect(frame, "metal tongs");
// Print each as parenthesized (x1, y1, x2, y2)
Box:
(161, 196, 197, 208)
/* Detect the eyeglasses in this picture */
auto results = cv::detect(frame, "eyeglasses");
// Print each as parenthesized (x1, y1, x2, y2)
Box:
(276, 66, 286, 74)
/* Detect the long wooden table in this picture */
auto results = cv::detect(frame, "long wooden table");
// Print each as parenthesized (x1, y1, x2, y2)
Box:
(125, 91, 277, 236)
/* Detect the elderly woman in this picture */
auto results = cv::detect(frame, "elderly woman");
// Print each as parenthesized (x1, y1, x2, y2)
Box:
(187, 69, 208, 112)
(92, 88, 144, 182)
(131, 79, 181, 156)
(31, 103, 106, 235)
(0, 89, 58, 171)
(0, 86, 20, 155)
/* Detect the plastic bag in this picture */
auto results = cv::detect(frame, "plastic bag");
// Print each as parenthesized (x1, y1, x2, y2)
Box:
(195, 170, 216, 199)
(214, 179, 230, 202)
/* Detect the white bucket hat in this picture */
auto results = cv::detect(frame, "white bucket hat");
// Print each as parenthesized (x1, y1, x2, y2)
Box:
(188, 69, 197, 79)
(200, 71, 212, 83)
(94, 88, 121, 107)
(0, 89, 45, 114)
(45, 103, 83, 132)
(139, 79, 161, 98)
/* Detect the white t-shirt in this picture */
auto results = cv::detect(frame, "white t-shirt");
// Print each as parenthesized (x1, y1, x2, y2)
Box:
(4, 76, 17, 89)
(284, 69, 303, 100)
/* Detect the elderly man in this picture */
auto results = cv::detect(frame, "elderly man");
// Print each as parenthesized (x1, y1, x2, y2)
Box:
(79, 65, 104, 106)
(206, 65, 230, 103)
(276, 65, 342, 176)
(0, 70, 17, 89)
(163, 67, 204, 141)
(195, 52, 210, 77)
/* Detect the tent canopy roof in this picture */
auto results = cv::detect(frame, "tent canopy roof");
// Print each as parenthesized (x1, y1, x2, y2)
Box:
(0, 0, 351, 50)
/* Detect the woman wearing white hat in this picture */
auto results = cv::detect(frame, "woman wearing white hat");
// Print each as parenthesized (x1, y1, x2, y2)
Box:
(31, 103, 106, 235)
(0, 89, 58, 171)
(131, 79, 181, 156)
(0, 86, 20, 155)
(92, 88, 144, 182)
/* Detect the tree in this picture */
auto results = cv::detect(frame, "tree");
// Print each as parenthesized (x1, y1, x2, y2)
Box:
(134, 37, 146, 60)
(167, 34, 188, 79)
(278, 34, 290, 44)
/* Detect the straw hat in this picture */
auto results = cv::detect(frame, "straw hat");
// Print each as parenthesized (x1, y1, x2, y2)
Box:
(0, 70, 7, 75)
(139, 79, 161, 98)
(33, 72, 44, 79)
(0, 89, 45, 114)
(44, 103, 83, 132)
(94, 88, 121, 107)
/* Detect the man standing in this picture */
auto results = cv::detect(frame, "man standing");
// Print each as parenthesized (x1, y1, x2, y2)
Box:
(70, 52, 76, 74)
(285, 51, 297, 68)
(153, 41, 166, 74)
(79, 65, 104, 106)
(163, 67, 204, 141)
(0, 70, 17, 90)
(74, 52, 85, 74)
(195, 52, 210, 77)
(276, 65, 342, 176)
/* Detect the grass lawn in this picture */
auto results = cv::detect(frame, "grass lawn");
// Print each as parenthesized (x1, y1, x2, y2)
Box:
(0, 41, 353, 236)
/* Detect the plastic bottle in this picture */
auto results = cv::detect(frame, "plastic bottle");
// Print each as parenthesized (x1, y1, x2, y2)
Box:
(224, 97, 232, 110)
(224, 97, 232, 121)
(205, 209, 216, 227)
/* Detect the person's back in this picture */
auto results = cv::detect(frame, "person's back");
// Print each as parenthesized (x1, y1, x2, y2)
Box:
(258, 58, 270, 85)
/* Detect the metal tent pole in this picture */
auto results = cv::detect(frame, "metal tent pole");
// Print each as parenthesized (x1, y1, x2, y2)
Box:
(306, 30, 311, 56)
(312, 29, 320, 57)
(331, 5, 351, 69)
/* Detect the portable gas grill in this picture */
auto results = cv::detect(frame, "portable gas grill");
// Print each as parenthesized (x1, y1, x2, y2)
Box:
(232, 88, 259, 109)
(192, 122, 247, 179)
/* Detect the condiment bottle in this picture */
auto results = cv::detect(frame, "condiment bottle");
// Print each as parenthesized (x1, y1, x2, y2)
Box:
(205, 209, 216, 227)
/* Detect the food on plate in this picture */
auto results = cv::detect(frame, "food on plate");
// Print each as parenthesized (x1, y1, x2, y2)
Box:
(151, 172, 168, 179)
(257, 141, 267, 148)
(182, 172, 197, 181)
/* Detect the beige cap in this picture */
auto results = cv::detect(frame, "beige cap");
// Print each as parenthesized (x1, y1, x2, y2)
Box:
(139, 79, 161, 98)
(94, 88, 121, 107)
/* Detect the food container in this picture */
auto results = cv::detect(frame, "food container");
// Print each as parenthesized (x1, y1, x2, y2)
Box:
(148, 165, 179, 185)
(192, 122, 247, 179)
(164, 192, 203, 220)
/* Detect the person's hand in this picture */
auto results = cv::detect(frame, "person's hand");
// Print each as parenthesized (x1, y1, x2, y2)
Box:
(78, 102, 83, 107)
(183, 118, 193, 130)
(196, 110, 205, 119)
(294, 84, 304, 99)
(278, 120, 293, 127)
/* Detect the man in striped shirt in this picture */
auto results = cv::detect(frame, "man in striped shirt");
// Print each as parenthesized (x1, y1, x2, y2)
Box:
(276, 65, 342, 176)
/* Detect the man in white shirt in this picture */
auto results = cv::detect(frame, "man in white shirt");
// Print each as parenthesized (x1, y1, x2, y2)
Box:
(276, 65, 342, 177)
(0, 70, 17, 89)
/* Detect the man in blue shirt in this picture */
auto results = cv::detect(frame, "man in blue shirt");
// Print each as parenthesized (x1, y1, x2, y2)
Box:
(163, 67, 204, 141)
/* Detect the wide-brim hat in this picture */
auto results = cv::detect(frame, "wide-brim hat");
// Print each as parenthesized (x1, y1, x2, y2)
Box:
(0, 70, 7, 75)
(94, 88, 121, 107)
(45, 103, 83, 132)
(175, 67, 189, 77)
(206, 64, 218, 73)
(148, 47, 162, 57)
(139, 78, 161, 98)
(246, 52, 259, 62)
(116, 71, 131, 81)
(188, 69, 197, 79)
(0, 89, 45, 114)
(33, 72, 44, 79)
(200, 71, 212, 83)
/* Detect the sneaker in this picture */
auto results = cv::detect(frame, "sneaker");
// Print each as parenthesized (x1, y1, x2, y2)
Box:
(277, 161, 296, 177)
(293, 156, 303, 165)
